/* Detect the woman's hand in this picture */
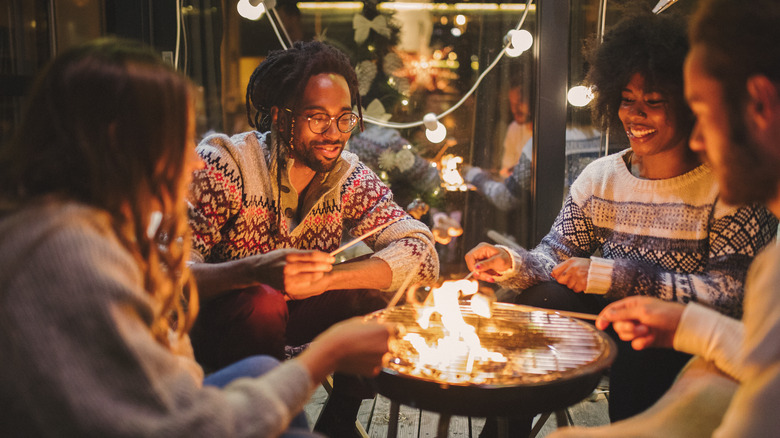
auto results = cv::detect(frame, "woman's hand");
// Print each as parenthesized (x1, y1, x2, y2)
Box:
(551, 257, 591, 292)
(297, 317, 395, 384)
(596, 296, 685, 350)
(464, 242, 513, 283)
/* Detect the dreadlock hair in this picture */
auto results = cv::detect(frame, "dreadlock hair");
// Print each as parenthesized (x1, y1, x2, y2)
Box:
(583, 11, 693, 143)
(0, 38, 198, 347)
(244, 40, 363, 234)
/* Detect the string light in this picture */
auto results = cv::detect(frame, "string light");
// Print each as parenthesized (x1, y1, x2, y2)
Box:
(424, 113, 447, 143)
(239, 0, 535, 143)
(504, 29, 533, 57)
(237, 0, 268, 20)
(567, 85, 594, 107)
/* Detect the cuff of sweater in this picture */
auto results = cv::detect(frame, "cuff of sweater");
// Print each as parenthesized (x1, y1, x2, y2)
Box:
(466, 168, 493, 190)
(492, 245, 518, 278)
(673, 303, 729, 356)
(584, 257, 613, 294)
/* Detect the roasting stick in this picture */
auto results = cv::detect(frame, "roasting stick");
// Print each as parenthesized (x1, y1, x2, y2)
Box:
(384, 267, 417, 310)
(329, 216, 404, 257)
(512, 303, 599, 321)
(462, 270, 597, 320)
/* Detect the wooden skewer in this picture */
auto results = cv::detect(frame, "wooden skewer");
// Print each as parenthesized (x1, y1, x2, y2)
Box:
(511, 303, 599, 321)
(330, 216, 404, 257)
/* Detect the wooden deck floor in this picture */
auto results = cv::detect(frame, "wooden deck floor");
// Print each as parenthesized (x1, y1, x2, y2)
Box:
(304, 377, 610, 437)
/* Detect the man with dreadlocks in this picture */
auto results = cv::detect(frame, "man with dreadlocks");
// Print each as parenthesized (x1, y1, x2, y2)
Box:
(187, 40, 439, 437)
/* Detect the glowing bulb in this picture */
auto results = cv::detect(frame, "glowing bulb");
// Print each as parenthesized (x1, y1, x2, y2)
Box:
(567, 85, 594, 107)
(424, 113, 447, 143)
(505, 44, 523, 57)
(237, 0, 266, 20)
(455, 15, 467, 26)
(510, 29, 533, 52)
(451, 28, 462, 37)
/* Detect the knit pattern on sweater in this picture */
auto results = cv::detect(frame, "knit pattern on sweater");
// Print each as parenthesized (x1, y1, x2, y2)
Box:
(497, 149, 778, 318)
(188, 131, 439, 290)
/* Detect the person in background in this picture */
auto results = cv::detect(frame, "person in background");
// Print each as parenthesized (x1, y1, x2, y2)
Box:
(0, 38, 394, 437)
(551, 0, 780, 436)
(500, 82, 534, 179)
(187, 40, 438, 437)
(465, 11, 778, 433)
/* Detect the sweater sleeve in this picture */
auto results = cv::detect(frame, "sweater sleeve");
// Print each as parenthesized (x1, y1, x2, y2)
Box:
(340, 162, 439, 290)
(599, 203, 777, 318)
(714, 243, 780, 437)
(465, 153, 533, 212)
(673, 303, 745, 381)
(495, 194, 598, 291)
(188, 133, 246, 261)
(0, 210, 314, 437)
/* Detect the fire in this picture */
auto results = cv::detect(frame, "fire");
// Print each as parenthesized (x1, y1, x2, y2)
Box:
(398, 279, 506, 383)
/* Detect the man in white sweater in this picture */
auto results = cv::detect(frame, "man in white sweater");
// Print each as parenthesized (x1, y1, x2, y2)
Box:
(552, 0, 780, 436)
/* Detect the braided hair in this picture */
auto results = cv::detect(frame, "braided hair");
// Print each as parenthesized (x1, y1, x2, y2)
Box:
(244, 40, 363, 234)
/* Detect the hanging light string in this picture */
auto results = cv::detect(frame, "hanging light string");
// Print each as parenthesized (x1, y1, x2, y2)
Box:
(256, 0, 535, 131)
(267, 3, 292, 49)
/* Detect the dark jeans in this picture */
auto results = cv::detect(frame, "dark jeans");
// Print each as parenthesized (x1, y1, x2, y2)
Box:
(191, 280, 387, 436)
(514, 281, 691, 422)
(203, 356, 313, 436)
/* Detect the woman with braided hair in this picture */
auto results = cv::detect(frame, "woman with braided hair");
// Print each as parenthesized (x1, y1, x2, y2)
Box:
(187, 40, 439, 437)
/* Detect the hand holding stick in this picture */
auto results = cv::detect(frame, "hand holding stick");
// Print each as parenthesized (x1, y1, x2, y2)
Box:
(330, 216, 404, 257)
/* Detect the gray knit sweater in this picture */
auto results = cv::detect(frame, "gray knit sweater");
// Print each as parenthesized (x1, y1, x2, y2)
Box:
(0, 199, 315, 437)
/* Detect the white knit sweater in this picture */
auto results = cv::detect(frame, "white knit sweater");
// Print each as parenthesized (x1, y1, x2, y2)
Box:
(495, 149, 778, 318)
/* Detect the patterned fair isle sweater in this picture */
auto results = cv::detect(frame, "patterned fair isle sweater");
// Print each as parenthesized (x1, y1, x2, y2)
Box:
(188, 131, 439, 291)
(494, 149, 778, 318)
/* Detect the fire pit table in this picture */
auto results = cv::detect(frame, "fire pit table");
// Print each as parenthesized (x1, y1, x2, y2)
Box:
(368, 302, 616, 437)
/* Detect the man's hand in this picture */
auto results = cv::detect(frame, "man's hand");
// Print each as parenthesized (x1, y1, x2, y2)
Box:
(464, 242, 513, 283)
(551, 257, 591, 292)
(245, 249, 334, 298)
(596, 296, 685, 351)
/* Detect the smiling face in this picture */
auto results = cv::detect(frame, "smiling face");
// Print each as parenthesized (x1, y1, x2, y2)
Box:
(618, 73, 688, 160)
(290, 73, 353, 173)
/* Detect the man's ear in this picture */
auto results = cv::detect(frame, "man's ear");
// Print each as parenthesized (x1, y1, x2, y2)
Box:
(746, 75, 780, 132)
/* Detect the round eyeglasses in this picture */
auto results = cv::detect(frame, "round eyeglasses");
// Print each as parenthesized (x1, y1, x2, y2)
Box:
(285, 108, 360, 134)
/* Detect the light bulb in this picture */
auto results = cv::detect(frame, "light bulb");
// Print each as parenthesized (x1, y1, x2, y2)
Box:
(509, 29, 533, 52)
(567, 85, 594, 107)
(504, 44, 524, 57)
(423, 113, 447, 143)
(237, 0, 266, 20)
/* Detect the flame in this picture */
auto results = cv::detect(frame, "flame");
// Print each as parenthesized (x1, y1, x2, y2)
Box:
(402, 279, 505, 381)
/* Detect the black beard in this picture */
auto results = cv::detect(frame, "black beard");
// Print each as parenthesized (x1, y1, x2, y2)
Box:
(292, 140, 342, 173)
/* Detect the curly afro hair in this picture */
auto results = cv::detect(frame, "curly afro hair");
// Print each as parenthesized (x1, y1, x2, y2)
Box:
(584, 12, 693, 139)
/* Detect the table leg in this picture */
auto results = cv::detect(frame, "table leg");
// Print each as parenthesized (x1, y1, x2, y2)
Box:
(436, 414, 451, 438)
(387, 400, 400, 438)
(497, 417, 508, 438)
